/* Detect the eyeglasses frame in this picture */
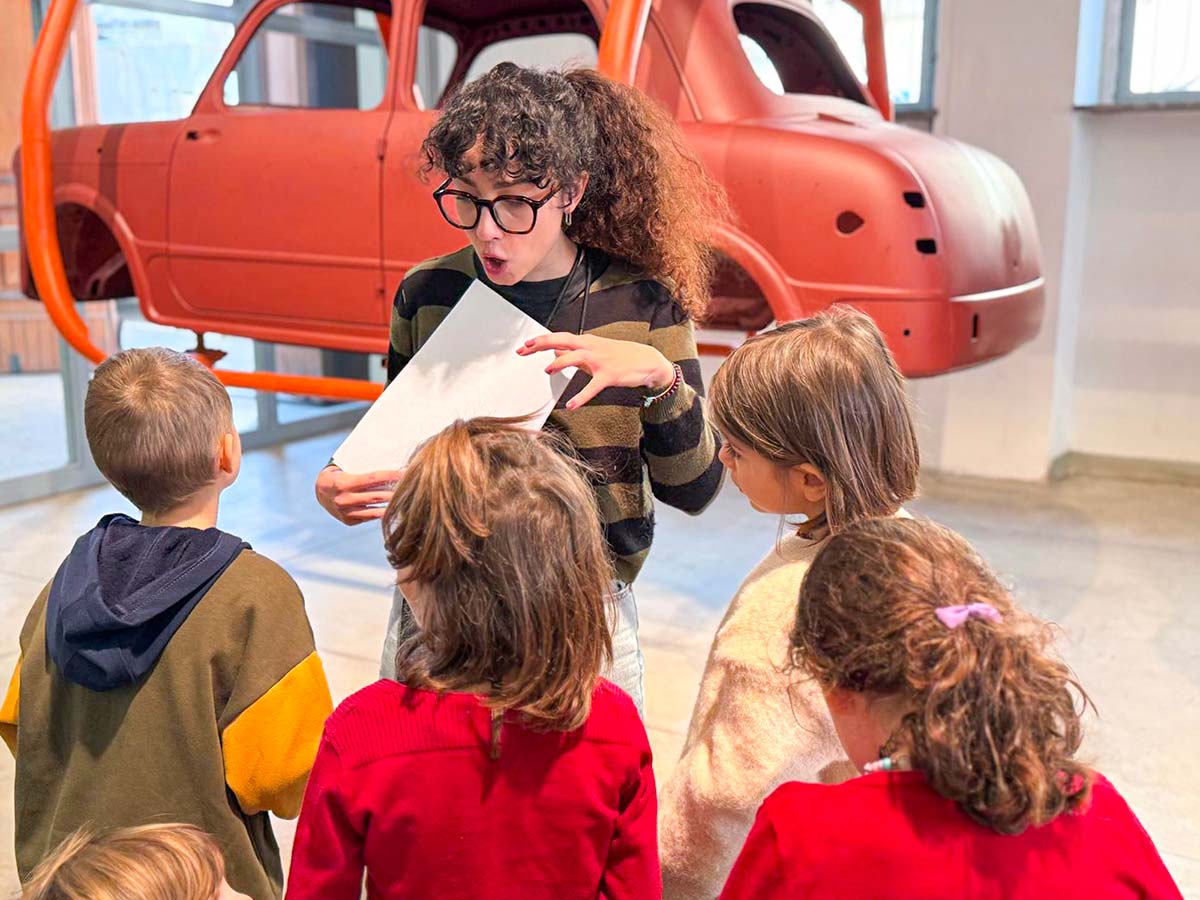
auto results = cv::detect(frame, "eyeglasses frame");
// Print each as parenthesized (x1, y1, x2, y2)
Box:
(432, 178, 562, 235)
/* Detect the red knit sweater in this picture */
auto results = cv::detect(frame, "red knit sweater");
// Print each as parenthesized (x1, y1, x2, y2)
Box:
(720, 771, 1182, 899)
(285, 679, 659, 900)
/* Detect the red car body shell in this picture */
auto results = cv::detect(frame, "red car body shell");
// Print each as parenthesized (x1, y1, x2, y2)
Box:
(18, 0, 1044, 377)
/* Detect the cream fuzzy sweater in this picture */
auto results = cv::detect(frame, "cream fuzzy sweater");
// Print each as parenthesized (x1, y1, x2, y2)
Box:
(658, 530, 859, 900)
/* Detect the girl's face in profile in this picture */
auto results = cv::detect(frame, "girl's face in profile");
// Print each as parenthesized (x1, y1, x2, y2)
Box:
(446, 145, 583, 286)
(717, 432, 827, 521)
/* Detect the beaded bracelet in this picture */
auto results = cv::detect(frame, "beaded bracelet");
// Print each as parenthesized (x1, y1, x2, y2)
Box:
(643, 363, 684, 408)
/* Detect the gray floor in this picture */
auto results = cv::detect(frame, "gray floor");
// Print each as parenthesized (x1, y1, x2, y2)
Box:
(0, 430, 1197, 895)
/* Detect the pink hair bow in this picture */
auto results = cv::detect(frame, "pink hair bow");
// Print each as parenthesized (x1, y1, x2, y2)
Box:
(935, 603, 1001, 629)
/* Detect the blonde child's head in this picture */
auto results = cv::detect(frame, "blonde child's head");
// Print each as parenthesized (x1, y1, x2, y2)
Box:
(382, 418, 615, 736)
(793, 516, 1093, 834)
(20, 822, 247, 900)
(708, 307, 918, 529)
(84, 348, 239, 517)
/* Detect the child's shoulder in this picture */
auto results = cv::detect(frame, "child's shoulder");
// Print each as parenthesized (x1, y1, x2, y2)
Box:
(717, 535, 826, 640)
(581, 679, 651, 750)
(326, 678, 403, 727)
(215, 548, 303, 605)
(761, 772, 926, 843)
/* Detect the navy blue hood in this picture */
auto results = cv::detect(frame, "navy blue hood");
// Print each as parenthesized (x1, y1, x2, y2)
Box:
(46, 513, 249, 691)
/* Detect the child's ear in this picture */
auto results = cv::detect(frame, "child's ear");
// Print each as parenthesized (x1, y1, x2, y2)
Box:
(218, 433, 238, 474)
(793, 463, 827, 504)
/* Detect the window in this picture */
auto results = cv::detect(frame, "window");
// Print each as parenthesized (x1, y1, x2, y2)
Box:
(734, 3, 868, 102)
(809, 0, 938, 109)
(415, 26, 458, 108)
(1120, 0, 1200, 100)
(464, 34, 597, 82)
(88, 4, 234, 123)
(416, 0, 600, 106)
(738, 35, 785, 95)
(225, 1, 389, 110)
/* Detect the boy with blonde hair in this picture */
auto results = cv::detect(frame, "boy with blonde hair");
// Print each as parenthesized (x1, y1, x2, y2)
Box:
(0, 347, 332, 899)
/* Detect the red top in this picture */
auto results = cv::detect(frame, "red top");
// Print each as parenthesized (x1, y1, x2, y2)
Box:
(720, 771, 1182, 900)
(285, 678, 659, 900)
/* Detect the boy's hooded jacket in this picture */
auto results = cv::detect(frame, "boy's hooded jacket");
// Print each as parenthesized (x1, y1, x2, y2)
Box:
(1, 514, 332, 900)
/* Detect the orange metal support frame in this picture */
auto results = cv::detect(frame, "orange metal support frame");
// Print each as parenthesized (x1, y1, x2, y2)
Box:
(846, 0, 892, 120)
(596, 0, 651, 86)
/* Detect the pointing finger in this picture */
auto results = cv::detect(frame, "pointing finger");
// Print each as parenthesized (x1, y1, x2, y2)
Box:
(565, 374, 611, 411)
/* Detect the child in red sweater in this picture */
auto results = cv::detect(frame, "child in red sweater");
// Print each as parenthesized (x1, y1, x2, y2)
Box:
(721, 517, 1182, 900)
(286, 418, 659, 900)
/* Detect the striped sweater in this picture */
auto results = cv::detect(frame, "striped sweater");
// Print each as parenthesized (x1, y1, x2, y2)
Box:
(388, 246, 723, 584)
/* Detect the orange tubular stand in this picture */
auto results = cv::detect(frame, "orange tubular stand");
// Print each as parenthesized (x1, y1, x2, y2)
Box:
(847, 0, 892, 120)
(22, 0, 384, 401)
(596, 0, 652, 86)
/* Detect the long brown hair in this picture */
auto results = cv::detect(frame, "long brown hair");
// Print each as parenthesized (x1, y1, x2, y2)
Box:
(383, 417, 614, 734)
(793, 517, 1093, 834)
(21, 823, 225, 900)
(421, 63, 730, 318)
(709, 308, 919, 531)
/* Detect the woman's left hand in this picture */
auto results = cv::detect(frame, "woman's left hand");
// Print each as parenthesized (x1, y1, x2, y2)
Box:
(518, 333, 676, 411)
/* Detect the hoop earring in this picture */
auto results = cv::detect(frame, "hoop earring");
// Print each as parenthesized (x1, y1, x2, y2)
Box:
(564, 210, 573, 228)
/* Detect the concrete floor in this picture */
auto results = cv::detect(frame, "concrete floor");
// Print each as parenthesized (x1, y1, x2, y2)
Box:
(0, 430, 1197, 895)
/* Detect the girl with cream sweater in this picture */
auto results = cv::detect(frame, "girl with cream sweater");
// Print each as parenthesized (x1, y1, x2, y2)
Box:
(658, 308, 920, 900)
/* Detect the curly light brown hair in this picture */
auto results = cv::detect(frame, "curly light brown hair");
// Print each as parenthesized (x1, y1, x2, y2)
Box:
(793, 517, 1094, 835)
(382, 417, 614, 740)
(421, 63, 730, 319)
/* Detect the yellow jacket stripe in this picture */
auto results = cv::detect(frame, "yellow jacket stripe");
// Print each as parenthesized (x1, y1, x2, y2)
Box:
(0, 658, 19, 756)
(221, 650, 332, 819)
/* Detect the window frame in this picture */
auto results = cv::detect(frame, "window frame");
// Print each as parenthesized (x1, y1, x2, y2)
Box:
(217, 0, 393, 111)
(748, 0, 941, 115)
(898, 0, 940, 114)
(1114, 0, 1200, 105)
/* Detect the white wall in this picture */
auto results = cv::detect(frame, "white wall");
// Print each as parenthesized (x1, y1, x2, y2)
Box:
(1069, 110, 1200, 464)
(910, 0, 1200, 480)
(908, 0, 1083, 481)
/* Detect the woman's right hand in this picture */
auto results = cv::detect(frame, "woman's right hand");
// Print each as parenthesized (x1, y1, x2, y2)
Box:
(315, 464, 404, 526)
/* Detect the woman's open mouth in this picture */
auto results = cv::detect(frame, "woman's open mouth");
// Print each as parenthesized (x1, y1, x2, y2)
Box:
(481, 254, 509, 279)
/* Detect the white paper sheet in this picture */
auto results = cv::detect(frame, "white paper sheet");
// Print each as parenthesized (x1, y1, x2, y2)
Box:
(332, 279, 577, 473)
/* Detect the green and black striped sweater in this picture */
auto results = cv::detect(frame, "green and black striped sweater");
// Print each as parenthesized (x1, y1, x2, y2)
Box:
(388, 246, 724, 584)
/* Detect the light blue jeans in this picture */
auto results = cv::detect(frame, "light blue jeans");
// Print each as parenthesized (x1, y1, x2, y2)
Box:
(379, 582, 645, 718)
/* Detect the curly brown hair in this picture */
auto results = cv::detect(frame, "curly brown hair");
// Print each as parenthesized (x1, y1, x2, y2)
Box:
(382, 417, 614, 738)
(793, 517, 1094, 834)
(421, 63, 730, 319)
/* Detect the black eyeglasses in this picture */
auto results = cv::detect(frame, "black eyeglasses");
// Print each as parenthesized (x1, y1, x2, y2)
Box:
(433, 178, 561, 235)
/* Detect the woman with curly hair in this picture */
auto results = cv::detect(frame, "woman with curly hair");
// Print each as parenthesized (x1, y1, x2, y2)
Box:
(720, 517, 1182, 899)
(315, 63, 728, 713)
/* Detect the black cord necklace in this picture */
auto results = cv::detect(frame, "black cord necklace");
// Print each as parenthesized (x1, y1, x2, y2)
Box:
(542, 245, 591, 334)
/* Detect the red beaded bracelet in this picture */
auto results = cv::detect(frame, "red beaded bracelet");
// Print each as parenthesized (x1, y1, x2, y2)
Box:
(643, 363, 684, 408)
